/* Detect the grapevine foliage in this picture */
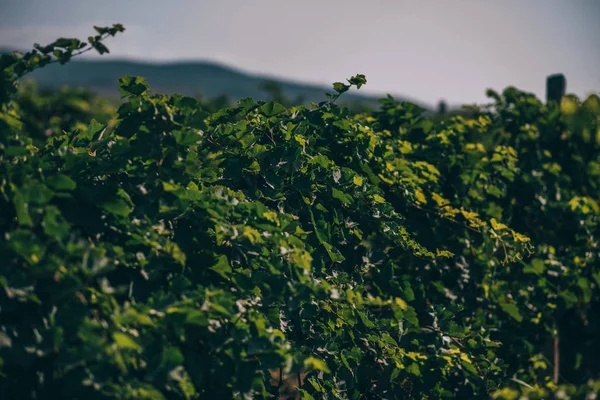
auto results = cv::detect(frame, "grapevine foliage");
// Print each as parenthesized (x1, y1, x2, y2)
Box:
(1, 27, 599, 399)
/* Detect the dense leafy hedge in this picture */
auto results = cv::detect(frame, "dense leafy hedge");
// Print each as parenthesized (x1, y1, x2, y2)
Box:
(1, 27, 599, 399)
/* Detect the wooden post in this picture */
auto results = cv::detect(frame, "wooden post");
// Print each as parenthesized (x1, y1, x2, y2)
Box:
(438, 100, 447, 115)
(546, 74, 566, 104)
(553, 334, 560, 384)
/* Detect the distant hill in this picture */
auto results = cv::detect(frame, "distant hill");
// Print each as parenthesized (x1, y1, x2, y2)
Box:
(1, 48, 420, 108)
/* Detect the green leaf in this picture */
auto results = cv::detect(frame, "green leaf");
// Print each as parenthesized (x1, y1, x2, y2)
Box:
(357, 311, 375, 328)
(333, 82, 349, 94)
(310, 154, 330, 169)
(347, 74, 367, 89)
(259, 101, 286, 117)
(406, 362, 421, 376)
(22, 182, 54, 205)
(523, 258, 545, 274)
(577, 277, 591, 303)
(303, 356, 330, 373)
(112, 332, 141, 351)
(102, 198, 132, 217)
(43, 206, 70, 240)
(403, 306, 420, 327)
(322, 241, 346, 263)
(500, 303, 523, 322)
(332, 187, 352, 205)
(210, 255, 232, 279)
(46, 175, 76, 191)
(118, 75, 149, 97)
(160, 346, 184, 371)
(299, 391, 315, 400)
(86, 118, 106, 140)
(12, 190, 33, 227)
(373, 194, 385, 204)
(244, 160, 261, 174)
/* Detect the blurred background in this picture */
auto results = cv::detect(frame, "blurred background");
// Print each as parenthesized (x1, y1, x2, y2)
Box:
(1, 0, 599, 110)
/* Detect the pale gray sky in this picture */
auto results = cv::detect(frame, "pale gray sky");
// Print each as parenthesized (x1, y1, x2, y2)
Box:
(1, 0, 599, 106)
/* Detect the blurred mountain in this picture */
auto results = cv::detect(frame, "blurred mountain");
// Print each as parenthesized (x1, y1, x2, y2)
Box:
(1, 48, 417, 108)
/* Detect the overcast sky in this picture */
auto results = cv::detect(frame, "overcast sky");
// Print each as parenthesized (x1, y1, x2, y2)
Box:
(1, 0, 598, 106)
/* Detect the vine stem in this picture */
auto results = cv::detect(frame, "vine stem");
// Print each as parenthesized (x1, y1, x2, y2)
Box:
(553, 331, 560, 384)
(12, 30, 120, 81)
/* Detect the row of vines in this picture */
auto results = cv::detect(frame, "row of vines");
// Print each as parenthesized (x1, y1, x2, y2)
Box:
(1, 25, 599, 399)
